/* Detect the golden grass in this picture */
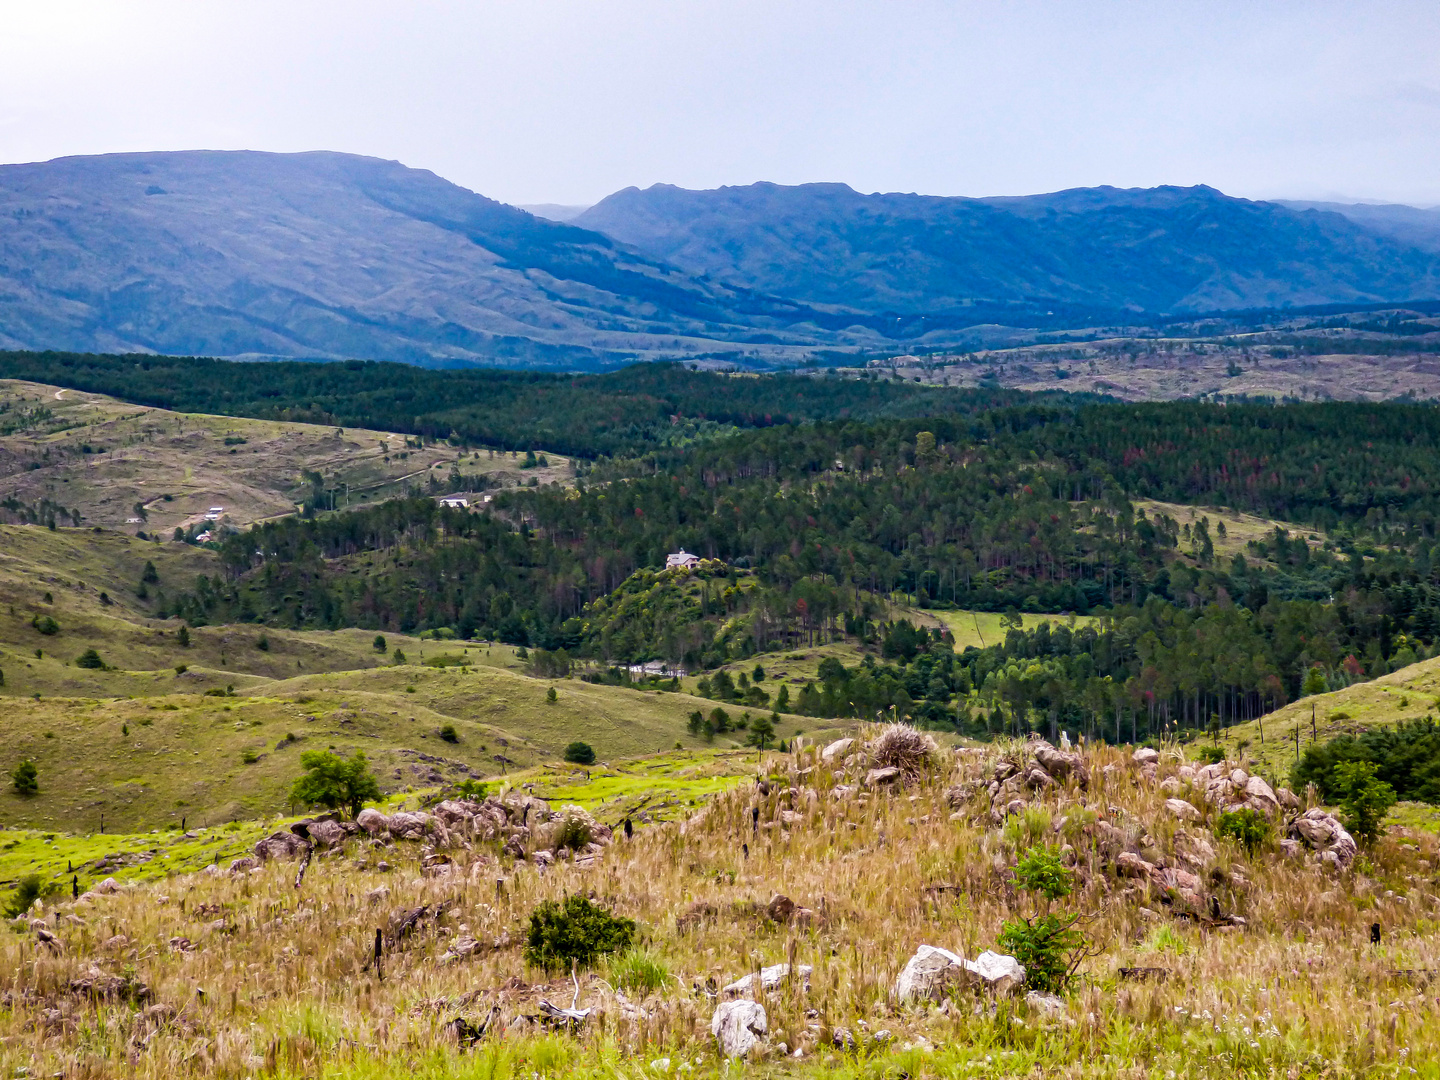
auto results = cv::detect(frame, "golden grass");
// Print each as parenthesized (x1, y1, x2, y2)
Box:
(3, 735, 1437, 1078)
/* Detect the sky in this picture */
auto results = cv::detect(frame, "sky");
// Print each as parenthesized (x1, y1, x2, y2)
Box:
(2, 1, 1438, 208)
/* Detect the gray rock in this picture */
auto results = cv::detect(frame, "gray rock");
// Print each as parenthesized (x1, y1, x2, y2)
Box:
(968, 951, 1026, 996)
(1132, 747, 1159, 766)
(722, 963, 812, 998)
(1289, 809, 1358, 870)
(711, 1000, 767, 1057)
(894, 945, 967, 1003)
(1164, 798, 1201, 822)
(864, 766, 902, 787)
(821, 737, 856, 763)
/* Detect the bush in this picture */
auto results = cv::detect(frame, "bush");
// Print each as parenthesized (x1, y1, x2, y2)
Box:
(438, 724, 459, 743)
(1216, 808, 1270, 853)
(524, 895, 635, 970)
(563, 741, 596, 765)
(546, 687, 558, 704)
(3, 874, 42, 918)
(372, 635, 387, 653)
(32, 615, 58, 635)
(1336, 759, 1398, 845)
(75, 648, 106, 670)
(177, 625, 191, 648)
(240, 748, 260, 765)
(174, 663, 188, 675)
(1196, 745, 1226, 765)
(997, 847, 1090, 994)
(256, 634, 270, 651)
(1294, 718, 1440, 804)
(455, 778, 488, 798)
(11, 759, 38, 796)
(746, 712, 776, 749)
(870, 722, 935, 778)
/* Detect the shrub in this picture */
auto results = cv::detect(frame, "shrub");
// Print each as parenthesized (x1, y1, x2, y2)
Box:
(1002, 805, 1053, 850)
(3, 874, 42, 918)
(177, 625, 191, 648)
(997, 847, 1090, 994)
(1335, 759, 1397, 845)
(240, 748, 260, 765)
(372, 635, 387, 653)
(746, 712, 776, 749)
(290, 750, 382, 818)
(563, 741, 596, 765)
(32, 615, 58, 635)
(174, 664, 187, 675)
(870, 722, 935, 778)
(524, 896, 635, 970)
(608, 949, 671, 995)
(438, 724, 459, 743)
(11, 759, 38, 796)
(546, 687, 558, 704)
(75, 648, 106, 670)
(1216, 808, 1269, 853)
(455, 778, 488, 798)
(1196, 745, 1226, 765)
(256, 634, 270, 651)
(1294, 718, 1440, 804)
(392, 649, 407, 664)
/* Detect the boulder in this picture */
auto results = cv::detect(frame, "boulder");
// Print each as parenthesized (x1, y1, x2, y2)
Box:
(766, 894, 797, 922)
(894, 945, 967, 1003)
(1289, 809, 1358, 870)
(304, 819, 353, 848)
(1277, 787, 1302, 810)
(1034, 743, 1089, 787)
(722, 963, 812, 998)
(1132, 747, 1159, 766)
(1165, 798, 1201, 822)
(968, 951, 1026, 996)
(821, 738, 856, 763)
(1025, 991, 1067, 1017)
(1115, 852, 1153, 878)
(254, 830, 310, 861)
(356, 808, 390, 836)
(711, 1000, 767, 1058)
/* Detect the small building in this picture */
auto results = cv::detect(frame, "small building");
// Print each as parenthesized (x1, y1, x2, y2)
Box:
(195, 530, 214, 543)
(665, 549, 701, 570)
(439, 497, 469, 508)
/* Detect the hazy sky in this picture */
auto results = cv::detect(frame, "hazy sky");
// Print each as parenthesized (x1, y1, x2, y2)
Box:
(3, 1, 1439, 207)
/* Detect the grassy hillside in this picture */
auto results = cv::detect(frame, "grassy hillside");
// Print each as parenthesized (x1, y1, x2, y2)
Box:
(3, 733, 1437, 1078)
(0, 378, 572, 534)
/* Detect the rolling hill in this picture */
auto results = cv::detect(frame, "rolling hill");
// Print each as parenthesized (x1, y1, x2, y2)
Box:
(576, 181, 1440, 316)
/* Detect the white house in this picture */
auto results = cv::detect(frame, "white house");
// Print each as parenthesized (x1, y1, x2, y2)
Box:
(439, 497, 469, 509)
(665, 549, 701, 570)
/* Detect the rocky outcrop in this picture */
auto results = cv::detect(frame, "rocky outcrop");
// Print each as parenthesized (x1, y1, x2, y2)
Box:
(1289, 809, 1358, 870)
(893, 945, 1026, 1002)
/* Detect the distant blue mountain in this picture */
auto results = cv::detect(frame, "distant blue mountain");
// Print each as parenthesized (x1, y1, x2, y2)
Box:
(576, 182, 1440, 315)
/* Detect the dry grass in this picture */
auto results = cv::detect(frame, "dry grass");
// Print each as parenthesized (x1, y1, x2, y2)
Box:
(3, 734, 1438, 1078)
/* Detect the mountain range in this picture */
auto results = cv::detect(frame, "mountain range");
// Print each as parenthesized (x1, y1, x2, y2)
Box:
(1, 150, 1439, 367)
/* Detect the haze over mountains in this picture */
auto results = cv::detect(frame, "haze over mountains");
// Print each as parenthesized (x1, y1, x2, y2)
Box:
(1, 150, 1439, 367)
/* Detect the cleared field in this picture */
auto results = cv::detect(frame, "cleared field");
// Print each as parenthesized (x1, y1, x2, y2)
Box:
(1133, 498, 1320, 563)
(929, 608, 1097, 649)
(0, 378, 572, 534)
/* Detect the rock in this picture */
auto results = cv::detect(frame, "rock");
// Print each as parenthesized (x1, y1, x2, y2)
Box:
(766, 894, 796, 922)
(93, 877, 120, 895)
(894, 945, 968, 1003)
(1243, 775, 1279, 812)
(356, 808, 390, 836)
(1229, 768, 1249, 787)
(303, 819, 354, 847)
(1025, 991, 1067, 1017)
(226, 856, 260, 875)
(830, 785, 858, 801)
(366, 886, 391, 904)
(1165, 798, 1201, 822)
(1176, 765, 1196, 781)
(864, 767, 902, 788)
(1289, 809, 1358, 870)
(1159, 777, 1183, 796)
(1279, 838, 1304, 858)
(1132, 747, 1159, 766)
(1022, 763, 1055, 789)
(968, 951, 1026, 996)
(722, 963, 812, 998)
(711, 1000, 767, 1058)
(1277, 787, 1301, 810)
(254, 830, 310, 861)
(1034, 743, 1089, 787)
(1194, 763, 1228, 784)
(1115, 852, 1153, 878)
(821, 738, 856, 763)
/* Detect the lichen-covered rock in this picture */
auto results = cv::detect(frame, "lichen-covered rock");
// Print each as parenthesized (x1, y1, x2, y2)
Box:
(1165, 798, 1201, 822)
(894, 945, 967, 1002)
(967, 951, 1026, 996)
(1034, 743, 1089, 787)
(253, 830, 309, 861)
(864, 766, 902, 787)
(1289, 809, 1357, 870)
(1132, 747, 1160, 766)
(356, 808, 390, 836)
(711, 1000, 767, 1057)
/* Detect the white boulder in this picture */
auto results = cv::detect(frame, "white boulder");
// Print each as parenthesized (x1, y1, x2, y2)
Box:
(711, 1000, 767, 1057)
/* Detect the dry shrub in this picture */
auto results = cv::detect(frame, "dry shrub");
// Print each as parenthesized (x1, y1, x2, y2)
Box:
(869, 722, 936, 778)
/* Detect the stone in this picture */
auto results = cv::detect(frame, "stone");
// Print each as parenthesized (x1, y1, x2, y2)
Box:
(254, 830, 310, 861)
(93, 877, 120, 895)
(1243, 775, 1279, 811)
(356, 808, 390, 836)
(1279, 838, 1303, 858)
(1132, 747, 1159, 766)
(711, 1000, 767, 1058)
(1165, 798, 1201, 822)
(968, 951, 1026, 995)
(1277, 787, 1301, 810)
(821, 738, 856, 763)
(1025, 991, 1067, 1017)
(894, 945, 967, 1003)
(1229, 768, 1249, 787)
(864, 767, 902, 787)
(1159, 777, 1184, 795)
(1034, 743, 1089, 786)
(1116, 852, 1153, 878)
(722, 963, 813, 998)
(766, 894, 796, 922)
(1289, 809, 1358, 870)
(830, 785, 858, 801)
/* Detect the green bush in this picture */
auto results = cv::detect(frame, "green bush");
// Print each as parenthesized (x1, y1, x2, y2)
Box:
(1335, 759, 1397, 845)
(32, 615, 58, 636)
(563, 741, 596, 765)
(1216, 808, 1270, 853)
(290, 749, 382, 818)
(1196, 745, 1226, 765)
(11, 759, 38, 796)
(438, 724, 460, 743)
(3, 874, 42, 918)
(997, 847, 1089, 994)
(556, 816, 593, 852)
(524, 895, 635, 970)
(372, 635, 387, 653)
(74, 648, 106, 670)
(1293, 718, 1440, 804)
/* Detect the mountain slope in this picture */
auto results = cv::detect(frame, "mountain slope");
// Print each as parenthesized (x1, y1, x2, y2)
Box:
(1276, 200, 1440, 255)
(575, 181, 1440, 314)
(0, 151, 852, 367)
